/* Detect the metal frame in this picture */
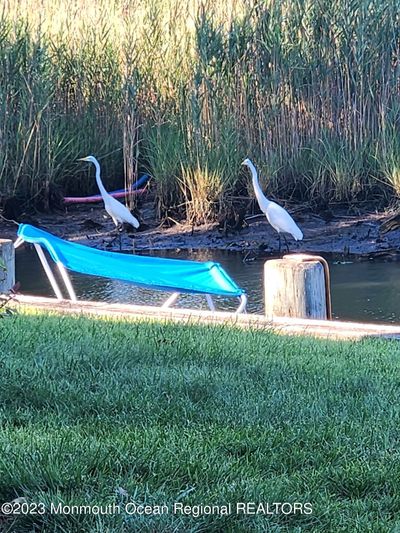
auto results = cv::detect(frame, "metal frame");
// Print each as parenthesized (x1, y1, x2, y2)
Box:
(15, 239, 247, 313)
(13, 237, 24, 249)
(206, 294, 216, 311)
(236, 293, 247, 314)
(34, 244, 64, 300)
(15, 238, 67, 301)
(162, 291, 247, 313)
(161, 292, 180, 309)
(56, 262, 77, 301)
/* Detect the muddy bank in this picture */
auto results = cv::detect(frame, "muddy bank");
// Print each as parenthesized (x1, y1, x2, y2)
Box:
(2, 201, 400, 260)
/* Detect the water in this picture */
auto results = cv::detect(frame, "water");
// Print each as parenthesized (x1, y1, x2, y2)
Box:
(15, 247, 400, 324)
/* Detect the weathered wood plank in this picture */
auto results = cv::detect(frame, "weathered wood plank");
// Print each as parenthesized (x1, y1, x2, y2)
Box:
(11, 294, 400, 341)
(0, 239, 15, 293)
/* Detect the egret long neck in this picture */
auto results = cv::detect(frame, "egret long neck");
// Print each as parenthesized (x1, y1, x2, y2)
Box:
(247, 161, 270, 207)
(93, 159, 108, 197)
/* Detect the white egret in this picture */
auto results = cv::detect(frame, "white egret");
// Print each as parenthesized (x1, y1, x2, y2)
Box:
(78, 155, 140, 230)
(242, 158, 303, 251)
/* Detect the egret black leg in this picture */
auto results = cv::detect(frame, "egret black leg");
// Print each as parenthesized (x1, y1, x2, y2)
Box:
(277, 235, 281, 254)
(108, 228, 118, 247)
(109, 225, 123, 250)
(117, 225, 124, 251)
(283, 234, 290, 253)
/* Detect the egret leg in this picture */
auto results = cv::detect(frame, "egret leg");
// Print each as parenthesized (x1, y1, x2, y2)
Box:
(277, 235, 281, 254)
(107, 232, 118, 247)
(283, 234, 290, 253)
(107, 225, 123, 250)
(116, 224, 124, 251)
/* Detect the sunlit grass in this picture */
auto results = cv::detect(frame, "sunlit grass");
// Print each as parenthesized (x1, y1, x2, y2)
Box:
(0, 311, 400, 531)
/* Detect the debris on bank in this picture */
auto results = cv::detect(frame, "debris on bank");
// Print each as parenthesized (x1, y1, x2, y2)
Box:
(1, 202, 400, 260)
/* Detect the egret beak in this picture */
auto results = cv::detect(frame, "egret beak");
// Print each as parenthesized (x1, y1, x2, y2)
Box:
(77, 157, 89, 161)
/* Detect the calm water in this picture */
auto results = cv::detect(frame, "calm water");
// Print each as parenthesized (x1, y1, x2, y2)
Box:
(15, 247, 400, 324)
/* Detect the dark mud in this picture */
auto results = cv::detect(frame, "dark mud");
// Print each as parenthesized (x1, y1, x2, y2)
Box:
(2, 199, 400, 261)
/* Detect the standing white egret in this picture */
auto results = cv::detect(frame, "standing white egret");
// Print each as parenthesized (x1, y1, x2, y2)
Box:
(242, 158, 303, 251)
(78, 155, 140, 231)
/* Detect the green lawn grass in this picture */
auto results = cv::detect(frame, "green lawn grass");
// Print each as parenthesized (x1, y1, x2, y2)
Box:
(0, 311, 400, 532)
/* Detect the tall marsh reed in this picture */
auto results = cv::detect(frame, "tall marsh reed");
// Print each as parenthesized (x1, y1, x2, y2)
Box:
(0, 0, 399, 220)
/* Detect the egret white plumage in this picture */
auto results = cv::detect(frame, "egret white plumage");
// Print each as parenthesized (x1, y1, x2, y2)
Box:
(78, 155, 140, 230)
(242, 158, 303, 251)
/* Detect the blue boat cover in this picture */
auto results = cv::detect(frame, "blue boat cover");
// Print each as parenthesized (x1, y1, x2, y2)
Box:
(17, 224, 245, 298)
(112, 174, 150, 194)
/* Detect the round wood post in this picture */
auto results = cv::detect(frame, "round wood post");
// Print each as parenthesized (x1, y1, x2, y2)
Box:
(0, 239, 15, 293)
(264, 254, 331, 320)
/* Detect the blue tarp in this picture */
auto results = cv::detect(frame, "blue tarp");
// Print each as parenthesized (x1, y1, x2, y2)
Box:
(111, 174, 150, 194)
(18, 224, 245, 298)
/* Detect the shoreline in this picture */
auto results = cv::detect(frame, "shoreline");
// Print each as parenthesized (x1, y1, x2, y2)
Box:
(2, 202, 400, 260)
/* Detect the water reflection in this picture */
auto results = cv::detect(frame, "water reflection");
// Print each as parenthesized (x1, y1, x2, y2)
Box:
(15, 246, 400, 323)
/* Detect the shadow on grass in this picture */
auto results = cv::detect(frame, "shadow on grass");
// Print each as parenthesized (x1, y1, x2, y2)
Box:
(0, 312, 399, 532)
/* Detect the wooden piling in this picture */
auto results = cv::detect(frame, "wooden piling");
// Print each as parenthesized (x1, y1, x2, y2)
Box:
(264, 255, 330, 320)
(0, 239, 15, 293)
